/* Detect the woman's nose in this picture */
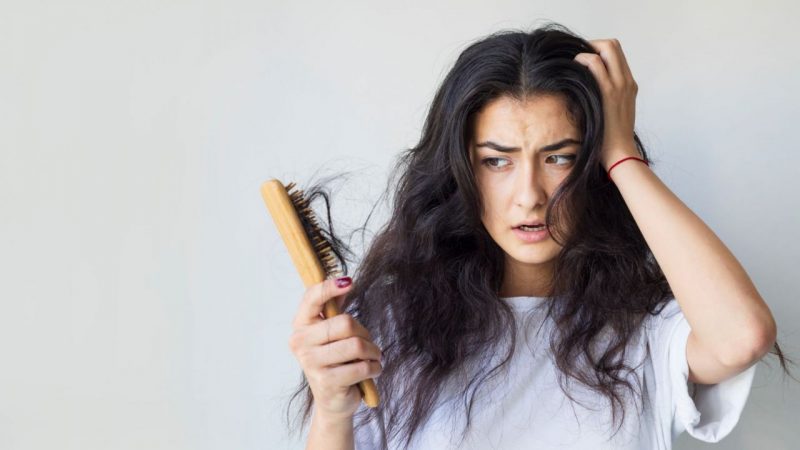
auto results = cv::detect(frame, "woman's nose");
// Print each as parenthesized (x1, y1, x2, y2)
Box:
(514, 162, 547, 209)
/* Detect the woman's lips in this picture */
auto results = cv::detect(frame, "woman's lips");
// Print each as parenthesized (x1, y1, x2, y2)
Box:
(512, 226, 549, 243)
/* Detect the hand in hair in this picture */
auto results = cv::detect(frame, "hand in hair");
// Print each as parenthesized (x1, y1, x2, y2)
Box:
(574, 38, 642, 170)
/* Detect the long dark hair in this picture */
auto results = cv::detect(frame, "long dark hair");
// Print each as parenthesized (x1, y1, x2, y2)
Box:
(283, 22, 796, 449)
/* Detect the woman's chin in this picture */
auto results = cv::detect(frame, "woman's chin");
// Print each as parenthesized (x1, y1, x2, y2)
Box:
(506, 251, 556, 267)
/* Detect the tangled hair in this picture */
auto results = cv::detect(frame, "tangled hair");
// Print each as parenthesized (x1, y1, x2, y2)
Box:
(284, 21, 796, 449)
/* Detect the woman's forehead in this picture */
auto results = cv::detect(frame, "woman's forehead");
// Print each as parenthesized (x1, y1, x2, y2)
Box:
(472, 95, 578, 145)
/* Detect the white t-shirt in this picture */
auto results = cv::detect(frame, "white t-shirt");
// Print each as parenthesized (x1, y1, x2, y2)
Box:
(354, 296, 757, 449)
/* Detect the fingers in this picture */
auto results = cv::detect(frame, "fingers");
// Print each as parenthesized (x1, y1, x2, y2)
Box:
(293, 277, 354, 329)
(324, 358, 383, 387)
(316, 293, 348, 320)
(575, 51, 613, 93)
(313, 334, 383, 368)
(575, 39, 636, 92)
(298, 311, 376, 349)
(609, 40, 635, 83)
(589, 39, 627, 87)
(289, 313, 382, 376)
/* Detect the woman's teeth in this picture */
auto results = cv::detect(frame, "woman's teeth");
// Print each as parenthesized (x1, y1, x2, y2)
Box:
(519, 225, 545, 231)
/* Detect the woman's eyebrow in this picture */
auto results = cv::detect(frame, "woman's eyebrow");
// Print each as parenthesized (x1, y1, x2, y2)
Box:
(475, 138, 582, 153)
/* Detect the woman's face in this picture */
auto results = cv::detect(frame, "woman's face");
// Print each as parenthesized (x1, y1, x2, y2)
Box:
(469, 94, 581, 285)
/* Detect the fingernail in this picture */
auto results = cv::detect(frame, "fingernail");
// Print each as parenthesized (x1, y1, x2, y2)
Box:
(335, 276, 352, 288)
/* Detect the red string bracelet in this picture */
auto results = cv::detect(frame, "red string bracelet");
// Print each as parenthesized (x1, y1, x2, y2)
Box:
(607, 156, 649, 181)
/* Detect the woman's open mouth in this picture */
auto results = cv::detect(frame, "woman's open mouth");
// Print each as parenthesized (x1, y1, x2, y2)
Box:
(512, 224, 549, 243)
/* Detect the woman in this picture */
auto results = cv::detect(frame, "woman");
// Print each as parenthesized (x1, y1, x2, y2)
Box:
(286, 22, 793, 449)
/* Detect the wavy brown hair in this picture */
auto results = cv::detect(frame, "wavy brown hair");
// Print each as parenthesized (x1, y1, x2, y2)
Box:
(283, 21, 796, 449)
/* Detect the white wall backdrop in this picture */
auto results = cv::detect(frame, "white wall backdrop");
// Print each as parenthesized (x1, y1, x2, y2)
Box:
(1, 0, 798, 449)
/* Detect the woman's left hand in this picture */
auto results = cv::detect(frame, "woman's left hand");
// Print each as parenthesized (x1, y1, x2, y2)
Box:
(574, 39, 640, 171)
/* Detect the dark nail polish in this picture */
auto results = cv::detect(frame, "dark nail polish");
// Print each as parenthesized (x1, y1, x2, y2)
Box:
(335, 276, 352, 288)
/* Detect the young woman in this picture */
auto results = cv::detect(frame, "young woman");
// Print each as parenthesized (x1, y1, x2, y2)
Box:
(286, 23, 792, 450)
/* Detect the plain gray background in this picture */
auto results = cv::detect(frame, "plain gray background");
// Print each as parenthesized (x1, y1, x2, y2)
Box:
(1, 0, 798, 449)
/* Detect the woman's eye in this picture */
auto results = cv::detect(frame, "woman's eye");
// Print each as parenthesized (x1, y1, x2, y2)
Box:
(547, 154, 576, 166)
(481, 157, 509, 169)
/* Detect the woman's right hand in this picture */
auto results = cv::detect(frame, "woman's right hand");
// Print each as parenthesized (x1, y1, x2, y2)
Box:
(288, 276, 383, 421)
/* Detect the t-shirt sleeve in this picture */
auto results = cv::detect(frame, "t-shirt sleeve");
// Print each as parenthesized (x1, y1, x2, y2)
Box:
(647, 298, 757, 443)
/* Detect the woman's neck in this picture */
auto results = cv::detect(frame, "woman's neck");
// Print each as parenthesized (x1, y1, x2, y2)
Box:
(500, 258, 554, 297)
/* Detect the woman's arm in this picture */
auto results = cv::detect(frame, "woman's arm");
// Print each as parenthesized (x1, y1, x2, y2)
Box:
(574, 39, 776, 384)
(306, 410, 355, 450)
(609, 155, 777, 383)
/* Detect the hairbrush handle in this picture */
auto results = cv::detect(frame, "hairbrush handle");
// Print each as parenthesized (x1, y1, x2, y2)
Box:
(260, 179, 380, 408)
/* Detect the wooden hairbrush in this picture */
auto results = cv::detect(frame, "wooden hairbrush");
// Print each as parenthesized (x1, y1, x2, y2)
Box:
(260, 178, 380, 408)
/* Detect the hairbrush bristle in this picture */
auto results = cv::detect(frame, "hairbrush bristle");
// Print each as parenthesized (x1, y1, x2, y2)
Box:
(285, 182, 344, 278)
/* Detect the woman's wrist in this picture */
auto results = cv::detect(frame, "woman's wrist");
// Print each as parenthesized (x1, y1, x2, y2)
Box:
(601, 143, 641, 171)
(602, 142, 648, 181)
(312, 409, 355, 428)
(607, 156, 649, 181)
(306, 410, 355, 450)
